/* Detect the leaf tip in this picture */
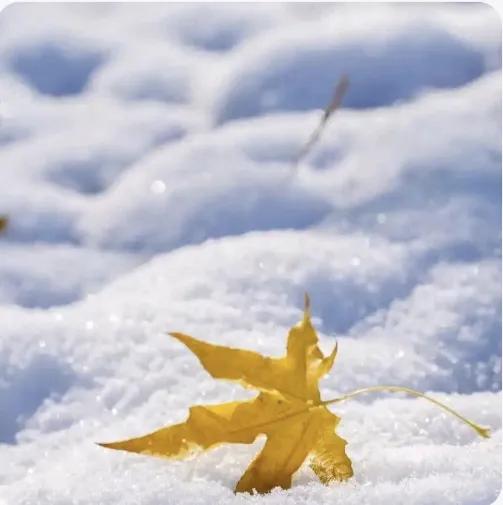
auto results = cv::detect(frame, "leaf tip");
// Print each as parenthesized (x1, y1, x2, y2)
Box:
(168, 331, 184, 340)
(332, 341, 338, 356)
(304, 292, 311, 319)
(96, 440, 131, 452)
(329, 341, 338, 364)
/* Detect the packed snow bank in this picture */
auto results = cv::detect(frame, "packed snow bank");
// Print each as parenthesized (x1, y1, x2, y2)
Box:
(211, 4, 500, 123)
(0, 243, 143, 308)
(0, 100, 206, 242)
(88, 42, 208, 104)
(0, 231, 500, 503)
(80, 71, 501, 254)
(2, 396, 500, 505)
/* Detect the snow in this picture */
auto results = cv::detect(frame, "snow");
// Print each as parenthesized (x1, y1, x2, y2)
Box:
(0, 2, 501, 504)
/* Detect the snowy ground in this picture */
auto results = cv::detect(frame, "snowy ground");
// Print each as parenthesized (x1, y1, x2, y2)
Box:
(0, 3, 501, 504)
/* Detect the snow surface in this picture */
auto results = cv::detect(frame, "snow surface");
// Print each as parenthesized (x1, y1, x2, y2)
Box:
(0, 3, 501, 505)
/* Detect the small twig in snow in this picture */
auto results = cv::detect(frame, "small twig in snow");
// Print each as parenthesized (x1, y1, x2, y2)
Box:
(293, 74, 349, 167)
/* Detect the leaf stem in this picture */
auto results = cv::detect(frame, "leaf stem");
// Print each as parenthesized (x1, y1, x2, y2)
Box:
(321, 385, 490, 438)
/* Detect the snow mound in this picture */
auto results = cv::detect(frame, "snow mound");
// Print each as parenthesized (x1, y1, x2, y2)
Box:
(79, 72, 500, 255)
(0, 243, 143, 308)
(212, 6, 499, 123)
(0, 232, 500, 503)
(89, 43, 206, 104)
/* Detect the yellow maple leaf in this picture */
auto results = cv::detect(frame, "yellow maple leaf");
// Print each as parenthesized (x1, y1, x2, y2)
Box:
(99, 294, 490, 494)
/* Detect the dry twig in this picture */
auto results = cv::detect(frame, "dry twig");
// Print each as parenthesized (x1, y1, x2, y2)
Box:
(294, 74, 349, 167)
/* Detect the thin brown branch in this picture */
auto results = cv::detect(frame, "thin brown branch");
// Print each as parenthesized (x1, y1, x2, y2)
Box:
(293, 74, 349, 167)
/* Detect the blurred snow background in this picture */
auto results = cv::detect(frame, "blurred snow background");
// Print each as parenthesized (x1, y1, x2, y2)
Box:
(0, 3, 501, 504)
